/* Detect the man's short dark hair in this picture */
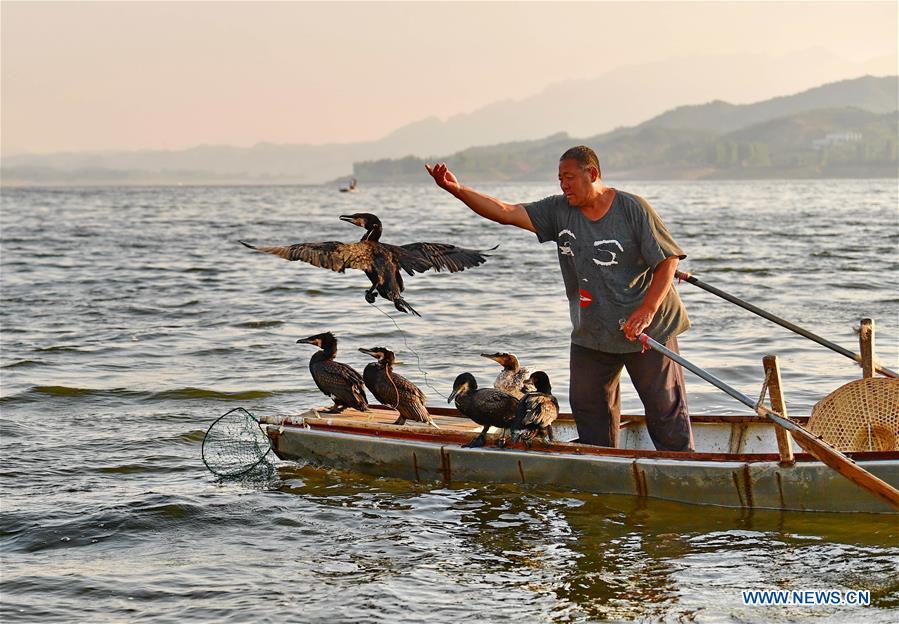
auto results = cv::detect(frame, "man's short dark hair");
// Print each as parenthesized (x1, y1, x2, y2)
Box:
(560, 146, 601, 178)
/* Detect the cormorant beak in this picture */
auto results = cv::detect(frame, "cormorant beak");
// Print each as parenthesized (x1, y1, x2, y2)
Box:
(480, 353, 501, 362)
(297, 337, 315, 345)
(339, 215, 360, 226)
(447, 388, 459, 404)
(358, 347, 377, 358)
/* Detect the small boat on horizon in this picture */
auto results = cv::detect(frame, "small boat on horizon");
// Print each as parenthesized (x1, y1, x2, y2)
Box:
(339, 177, 358, 193)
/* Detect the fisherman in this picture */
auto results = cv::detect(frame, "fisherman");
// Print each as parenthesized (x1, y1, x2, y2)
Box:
(426, 146, 693, 451)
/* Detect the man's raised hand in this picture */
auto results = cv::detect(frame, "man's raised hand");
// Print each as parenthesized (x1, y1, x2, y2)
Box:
(425, 162, 461, 195)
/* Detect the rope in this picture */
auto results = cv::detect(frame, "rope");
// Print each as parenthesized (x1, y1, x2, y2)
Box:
(755, 368, 773, 412)
(384, 367, 400, 411)
(371, 302, 447, 400)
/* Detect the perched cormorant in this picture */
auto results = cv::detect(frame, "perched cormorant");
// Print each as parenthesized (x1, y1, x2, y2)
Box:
(447, 372, 519, 448)
(358, 346, 435, 427)
(510, 371, 559, 447)
(297, 332, 368, 412)
(481, 352, 534, 399)
(240, 213, 493, 316)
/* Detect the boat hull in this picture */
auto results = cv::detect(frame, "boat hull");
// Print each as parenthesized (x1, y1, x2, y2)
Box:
(264, 409, 899, 514)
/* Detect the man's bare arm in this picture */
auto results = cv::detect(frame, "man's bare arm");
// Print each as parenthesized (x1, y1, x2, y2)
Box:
(426, 163, 535, 233)
(622, 256, 679, 341)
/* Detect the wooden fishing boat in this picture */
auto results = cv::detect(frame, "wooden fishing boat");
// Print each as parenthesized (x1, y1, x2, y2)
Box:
(244, 286, 898, 514)
(259, 405, 899, 514)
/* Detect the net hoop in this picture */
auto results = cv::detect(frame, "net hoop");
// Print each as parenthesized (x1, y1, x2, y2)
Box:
(202, 407, 274, 477)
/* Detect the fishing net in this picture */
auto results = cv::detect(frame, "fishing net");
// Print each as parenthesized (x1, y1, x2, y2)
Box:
(808, 378, 899, 452)
(202, 407, 273, 477)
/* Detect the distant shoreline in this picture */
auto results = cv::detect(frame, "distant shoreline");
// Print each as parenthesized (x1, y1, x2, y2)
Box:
(3, 172, 898, 190)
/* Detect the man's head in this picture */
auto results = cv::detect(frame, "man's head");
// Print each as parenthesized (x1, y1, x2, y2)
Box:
(558, 146, 601, 207)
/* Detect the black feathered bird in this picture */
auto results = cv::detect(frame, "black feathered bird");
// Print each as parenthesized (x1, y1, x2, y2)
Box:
(447, 372, 519, 448)
(297, 332, 368, 413)
(358, 346, 435, 427)
(240, 213, 493, 316)
(510, 371, 559, 447)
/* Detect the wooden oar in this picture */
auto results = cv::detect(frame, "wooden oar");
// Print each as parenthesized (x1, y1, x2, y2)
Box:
(675, 270, 898, 378)
(637, 333, 899, 511)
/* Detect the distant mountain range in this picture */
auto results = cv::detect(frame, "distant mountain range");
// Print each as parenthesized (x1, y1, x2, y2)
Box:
(358, 76, 898, 181)
(358, 108, 897, 182)
(3, 75, 896, 185)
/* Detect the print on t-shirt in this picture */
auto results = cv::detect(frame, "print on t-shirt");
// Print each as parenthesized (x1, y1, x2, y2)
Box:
(557, 229, 576, 257)
(592, 239, 624, 266)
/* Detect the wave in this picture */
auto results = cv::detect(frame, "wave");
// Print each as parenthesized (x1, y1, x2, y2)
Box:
(0, 385, 276, 405)
(233, 320, 285, 329)
(34, 345, 82, 353)
(1, 359, 45, 370)
(2, 495, 226, 554)
(149, 387, 274, 401)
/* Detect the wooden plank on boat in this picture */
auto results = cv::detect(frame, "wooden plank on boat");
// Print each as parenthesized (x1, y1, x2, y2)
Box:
(860, 318, 875, 378)
(763, 355, 795, 465)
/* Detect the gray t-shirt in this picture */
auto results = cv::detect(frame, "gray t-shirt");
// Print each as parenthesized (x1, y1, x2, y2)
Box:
(524, 190, 690, 353)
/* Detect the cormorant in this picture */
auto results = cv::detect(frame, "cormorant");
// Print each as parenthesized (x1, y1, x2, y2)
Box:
(358, 346, 435, 427)
(510, 371, 559, 447)
(297, 332, 368, 412)
(447, 372, 518, 448)
(240, 213, 493, 316)
(481, 352, 534, 398)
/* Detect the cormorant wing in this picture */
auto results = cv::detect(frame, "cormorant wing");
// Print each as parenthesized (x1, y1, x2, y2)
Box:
(393, 372, 427, 404)
(240, 240, 375, 273)
(317, 360, 366, 395)
(397, 242, 496, 273)
(475, 388, 519, 423)
(375, 243, 435, 275)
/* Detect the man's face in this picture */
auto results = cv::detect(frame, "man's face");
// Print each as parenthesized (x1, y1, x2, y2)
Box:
(558, 158, 595, 207)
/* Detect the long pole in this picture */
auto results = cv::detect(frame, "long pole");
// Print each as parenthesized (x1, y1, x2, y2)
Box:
(675, 270, 898, 378)
(638, 333, 899, 511)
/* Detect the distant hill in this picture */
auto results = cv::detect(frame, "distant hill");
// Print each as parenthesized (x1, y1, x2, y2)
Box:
(355, 107, 898, 181)
(643, 75, 898, 133)
(3, 74, 896, 185)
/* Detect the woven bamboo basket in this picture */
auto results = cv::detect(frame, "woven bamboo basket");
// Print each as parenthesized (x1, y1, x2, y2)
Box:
(808, 378, 899, 451)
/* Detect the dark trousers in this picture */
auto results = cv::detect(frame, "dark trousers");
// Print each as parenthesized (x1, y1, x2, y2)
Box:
(569, 337, 694, 451)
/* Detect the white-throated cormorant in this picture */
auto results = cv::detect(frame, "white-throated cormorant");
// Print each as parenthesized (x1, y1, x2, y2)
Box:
(481, 352, 534, 399)
(448, 372, 518, 448)
(240, 213, 493, 316)
(297, 332, 368, 412)
(358, 346, 435, 427)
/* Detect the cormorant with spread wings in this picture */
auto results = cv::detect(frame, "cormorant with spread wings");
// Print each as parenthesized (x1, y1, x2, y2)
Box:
(240, 213, 493, 316)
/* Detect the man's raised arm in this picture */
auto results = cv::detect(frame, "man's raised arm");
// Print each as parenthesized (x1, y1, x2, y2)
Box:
(425, 162, 535, 233)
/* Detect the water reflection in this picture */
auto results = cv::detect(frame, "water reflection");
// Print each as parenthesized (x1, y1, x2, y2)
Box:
(269, 464, 899, 621)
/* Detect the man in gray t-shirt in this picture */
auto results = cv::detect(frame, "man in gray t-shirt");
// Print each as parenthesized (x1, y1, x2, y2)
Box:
(426, 145, 694, 451)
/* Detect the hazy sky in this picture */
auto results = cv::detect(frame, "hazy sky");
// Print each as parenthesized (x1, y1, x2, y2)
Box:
(2, 1, 897, 155)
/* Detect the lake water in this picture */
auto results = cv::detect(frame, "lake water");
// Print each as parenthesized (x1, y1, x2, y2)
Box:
(1, 180, 897, 622)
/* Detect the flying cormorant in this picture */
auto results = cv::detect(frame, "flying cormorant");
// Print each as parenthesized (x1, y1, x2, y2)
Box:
(447, 372, 518, 448)
(509, 371, 559, 447)
(358, 346, 435, 427)
(481, 352, 534, 398)
(297, 332, 368, 412)
(240, 213, 493, 316)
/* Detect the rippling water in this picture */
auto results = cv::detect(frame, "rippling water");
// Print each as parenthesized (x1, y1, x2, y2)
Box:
(2, 180, 897, 622)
